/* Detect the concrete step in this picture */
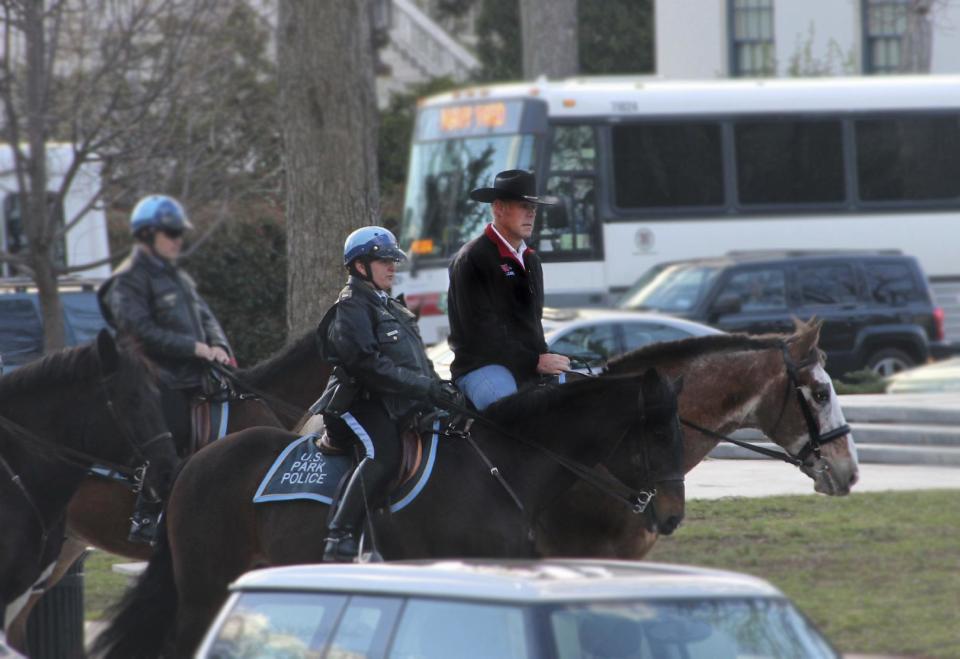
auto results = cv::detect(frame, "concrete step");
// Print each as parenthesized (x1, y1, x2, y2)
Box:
(849, 423, 960, 446)
(709, 441, 960, 466)
(839, 393, 960, 425)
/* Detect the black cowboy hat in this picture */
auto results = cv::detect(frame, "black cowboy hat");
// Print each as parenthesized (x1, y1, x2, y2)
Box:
(469, 169, 556, 205)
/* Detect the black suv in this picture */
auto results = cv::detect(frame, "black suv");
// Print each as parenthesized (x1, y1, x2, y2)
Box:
(618, 250, 950, 376)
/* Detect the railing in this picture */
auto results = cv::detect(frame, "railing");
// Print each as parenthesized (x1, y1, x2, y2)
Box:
(388, 0, 478, 81)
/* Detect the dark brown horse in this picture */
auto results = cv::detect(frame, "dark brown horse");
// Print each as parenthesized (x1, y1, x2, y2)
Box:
(0, 331, 176, 653)
(7, 331, 328, 653)
(537, 318, 859, 559)
(92, 369, 685, 658)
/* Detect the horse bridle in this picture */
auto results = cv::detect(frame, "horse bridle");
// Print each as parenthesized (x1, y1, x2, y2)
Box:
(681, 341, 850, 468)
(0, 368, 171, 565)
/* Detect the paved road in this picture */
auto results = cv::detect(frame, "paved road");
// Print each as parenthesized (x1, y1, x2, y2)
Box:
(687, 458, 959, 499)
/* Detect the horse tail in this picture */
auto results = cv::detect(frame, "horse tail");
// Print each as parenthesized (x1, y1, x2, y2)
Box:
(89, 516, 178, 659)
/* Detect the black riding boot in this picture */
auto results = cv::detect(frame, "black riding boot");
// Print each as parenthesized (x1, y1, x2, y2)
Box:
(323, 459, 376, 563)
(128, 490, 163, 545)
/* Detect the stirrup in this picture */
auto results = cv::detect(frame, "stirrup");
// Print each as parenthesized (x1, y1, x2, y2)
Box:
(127, 516, 158, 545)
(322, 531, 359, 563)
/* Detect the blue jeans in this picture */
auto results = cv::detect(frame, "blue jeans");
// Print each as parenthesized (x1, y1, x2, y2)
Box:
(456, 364, 518, 411)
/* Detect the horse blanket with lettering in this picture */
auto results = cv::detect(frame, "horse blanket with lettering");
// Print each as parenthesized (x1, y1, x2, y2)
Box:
(253, 420, 440, 513)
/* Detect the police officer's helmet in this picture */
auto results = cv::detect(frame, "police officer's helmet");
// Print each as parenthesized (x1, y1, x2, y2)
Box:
(343, 226, 406, 266)
(130, 195, 194, 235)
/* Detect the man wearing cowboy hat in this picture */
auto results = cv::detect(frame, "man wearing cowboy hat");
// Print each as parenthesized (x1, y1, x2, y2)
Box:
(446, 169, 571, 410)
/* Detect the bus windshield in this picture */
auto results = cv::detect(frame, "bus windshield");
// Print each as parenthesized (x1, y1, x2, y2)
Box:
(618, 263, 721, 313)
(400, 133, 537, 260)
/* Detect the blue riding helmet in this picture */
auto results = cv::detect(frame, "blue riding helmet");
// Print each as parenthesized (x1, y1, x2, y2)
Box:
(343, 226, 407, 266)
(130, 195, 194, 234)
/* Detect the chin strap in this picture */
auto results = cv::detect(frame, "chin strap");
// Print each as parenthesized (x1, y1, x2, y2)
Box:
(349, 258, 384, 290)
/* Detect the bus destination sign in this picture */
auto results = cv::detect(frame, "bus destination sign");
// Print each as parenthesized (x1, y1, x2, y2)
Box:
(416, 100, 525, 140)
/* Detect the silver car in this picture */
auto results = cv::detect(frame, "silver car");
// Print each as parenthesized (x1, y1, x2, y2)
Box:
(427, 307, 723, 379)
(196, 560, 839, 658)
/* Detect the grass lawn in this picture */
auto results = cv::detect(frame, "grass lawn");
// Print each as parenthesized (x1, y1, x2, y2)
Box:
(84, 489, 960, 657)
(648, 490, 960, 659)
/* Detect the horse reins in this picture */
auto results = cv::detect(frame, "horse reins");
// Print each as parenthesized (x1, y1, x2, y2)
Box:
(207, 361, 309, 422)
(680, 341, 851, 468)
(441, 397, 658, 516)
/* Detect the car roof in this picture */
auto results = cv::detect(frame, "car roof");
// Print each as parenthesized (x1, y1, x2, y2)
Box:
(658, 249, 908, 269)
(230, 559, 783, 603)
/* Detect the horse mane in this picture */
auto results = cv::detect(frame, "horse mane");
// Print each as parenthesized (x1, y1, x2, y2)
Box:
(607, 318, 823, 374)
(485, 373, 643, 427)
(237, 330, 316, 385)
(0, 342, 104, 398)
(606, 333, 784, 373)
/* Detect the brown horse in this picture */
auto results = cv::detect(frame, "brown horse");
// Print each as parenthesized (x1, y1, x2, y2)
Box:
(7, 331, 328, 654)
(64, 331, 328, 559)
(92, 369, 686, 658)
(537, 318, 859, 559)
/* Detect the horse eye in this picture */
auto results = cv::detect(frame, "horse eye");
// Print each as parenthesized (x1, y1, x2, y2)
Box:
(812, 389, 830, 404)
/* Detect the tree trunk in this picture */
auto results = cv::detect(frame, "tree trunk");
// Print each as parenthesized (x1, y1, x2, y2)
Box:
(23, 0, 66, 350)
(278, 0, 380, 337)
(520, 0, 578, 79)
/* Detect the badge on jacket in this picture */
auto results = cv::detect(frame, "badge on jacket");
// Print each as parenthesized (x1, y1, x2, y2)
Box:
(500, 263, 516, 277)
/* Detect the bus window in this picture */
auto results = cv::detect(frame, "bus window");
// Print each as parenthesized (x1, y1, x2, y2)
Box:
(400, 134, 537, 259)
(734, 119, 845, 205)
(855, 114, 960, 202)
(538, 126, 599, 257)
(612, 123, 724, 209)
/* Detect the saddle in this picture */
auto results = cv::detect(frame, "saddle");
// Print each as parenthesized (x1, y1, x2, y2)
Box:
(187, 371, 236, 455)
(311, 412, 461, 490)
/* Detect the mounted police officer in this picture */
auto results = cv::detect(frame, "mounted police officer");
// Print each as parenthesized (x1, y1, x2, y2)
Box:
(314, 226, 460, 563)
(97, 194, 233, 543)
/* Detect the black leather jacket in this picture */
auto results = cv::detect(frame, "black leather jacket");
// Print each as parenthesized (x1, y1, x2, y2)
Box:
(315, 278, 437, 420)
(97, 247, 231, 389)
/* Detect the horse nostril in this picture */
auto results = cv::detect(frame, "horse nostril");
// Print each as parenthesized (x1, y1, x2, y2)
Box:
(660, 516, 682, 535)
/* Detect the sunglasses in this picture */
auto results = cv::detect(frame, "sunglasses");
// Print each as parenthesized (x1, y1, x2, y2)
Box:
(161, 228, 185, 239)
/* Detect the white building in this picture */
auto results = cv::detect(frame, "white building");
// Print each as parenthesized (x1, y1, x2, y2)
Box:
(377, 0, 479, 104)
(656, 0, 960, 78)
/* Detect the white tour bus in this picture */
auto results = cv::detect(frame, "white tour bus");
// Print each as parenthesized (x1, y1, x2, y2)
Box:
(0, 143, 111, 279)
(393, 75, 960, 345)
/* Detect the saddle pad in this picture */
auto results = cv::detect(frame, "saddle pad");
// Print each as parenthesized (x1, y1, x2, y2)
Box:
(252, 433, 351, 505)
(253, 419, 441, 512)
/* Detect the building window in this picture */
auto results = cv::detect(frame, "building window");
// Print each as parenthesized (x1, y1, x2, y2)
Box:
(863, 0, 909, 74)
(729, 0, 775, 77)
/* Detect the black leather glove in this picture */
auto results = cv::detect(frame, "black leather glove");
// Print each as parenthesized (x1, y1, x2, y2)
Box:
(429, 380, 465, 411)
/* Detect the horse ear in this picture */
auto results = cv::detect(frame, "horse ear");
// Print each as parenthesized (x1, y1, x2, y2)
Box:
(641, 368, 661, 389)
(790, 317, 822, 361)
(96, 329, 120, 374)
(671, 375, 684, 396)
